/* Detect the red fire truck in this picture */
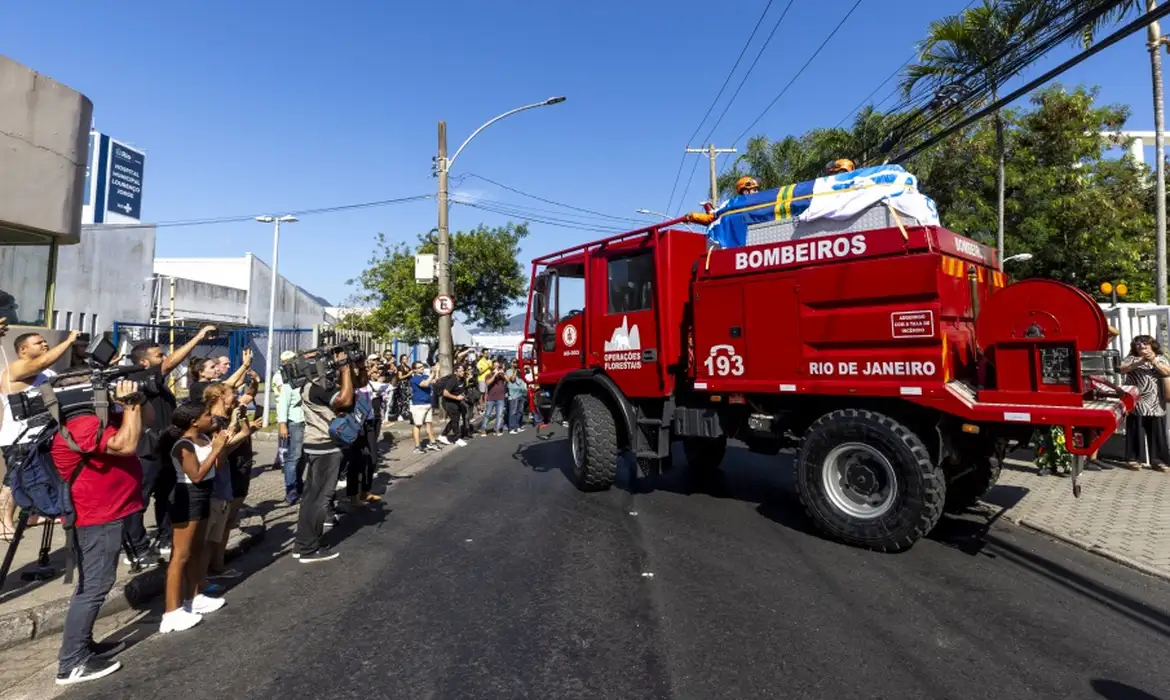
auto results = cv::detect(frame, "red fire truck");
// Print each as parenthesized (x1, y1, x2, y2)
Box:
(520, 216, 1135, 552)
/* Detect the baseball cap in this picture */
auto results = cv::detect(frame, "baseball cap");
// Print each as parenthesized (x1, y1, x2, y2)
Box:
(280, 350, 296, 361)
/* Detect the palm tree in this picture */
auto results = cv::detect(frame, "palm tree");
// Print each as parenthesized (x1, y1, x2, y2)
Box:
(902, 0, 1032, 270)
(717, 108, 897, 197)
(1015, 0, 1167, 302)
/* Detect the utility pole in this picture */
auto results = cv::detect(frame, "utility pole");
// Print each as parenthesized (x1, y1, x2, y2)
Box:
(436, 121, 453, 377)
(432, 97, 566, 378)
(686, 143, 737, 205)
(1148, 0, 1168, 304)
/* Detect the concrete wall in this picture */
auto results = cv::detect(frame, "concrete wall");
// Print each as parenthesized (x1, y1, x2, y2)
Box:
(154, 257, 251, 291)
(162, 276, 248, 324)
(0, 224, 155, 332)
(247, 254, 330, 328)
(153, 254, 331, 329)
(0, 55, 92, 244)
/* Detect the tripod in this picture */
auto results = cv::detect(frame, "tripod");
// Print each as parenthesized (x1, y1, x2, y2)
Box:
(0, 508, 146, 591)
(0, 509, 59, 590)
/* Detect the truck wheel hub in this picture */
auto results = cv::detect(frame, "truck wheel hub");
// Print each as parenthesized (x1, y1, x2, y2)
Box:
(844, 457, 880, 495)
(821, 443, 898, 520)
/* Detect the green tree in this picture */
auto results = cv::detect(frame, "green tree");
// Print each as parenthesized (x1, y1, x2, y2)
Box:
(919, 85, 1155, 300)
(1014, 0, 1167, 302)
(351, 223, 529, 342)
(903, 0, 1033, 269)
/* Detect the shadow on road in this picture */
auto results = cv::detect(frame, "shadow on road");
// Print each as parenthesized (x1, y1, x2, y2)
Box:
(1091, 679, 1168, 700)
(513, 435, 1170, 639)
(512, 438, 1031, 553)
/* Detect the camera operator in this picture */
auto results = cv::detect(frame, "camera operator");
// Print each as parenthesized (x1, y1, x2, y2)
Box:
(123, 326, 217, 566)
(294, 348, 356, 563)
(0, 330, 82, 540)
(53, 379, 146, 685)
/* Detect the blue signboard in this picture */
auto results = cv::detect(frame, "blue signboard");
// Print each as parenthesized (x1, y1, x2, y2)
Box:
(105, 140, 145, 220)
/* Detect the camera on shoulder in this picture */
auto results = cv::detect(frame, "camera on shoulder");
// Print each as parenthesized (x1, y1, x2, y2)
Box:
(6, 335, 150, 424)
(280, 340, 367, 391)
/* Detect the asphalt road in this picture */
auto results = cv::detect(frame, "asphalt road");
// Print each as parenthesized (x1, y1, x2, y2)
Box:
(62, 430, 1170, 700)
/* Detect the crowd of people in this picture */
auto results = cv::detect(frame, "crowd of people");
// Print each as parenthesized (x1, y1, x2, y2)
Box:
(0, 317, 542, 687)
(368, 346, 536, 454)
(0, 322, 382, 685)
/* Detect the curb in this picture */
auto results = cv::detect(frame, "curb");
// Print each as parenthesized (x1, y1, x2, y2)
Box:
(0, 516, 266, 651)
(1012, 516, 1170, 582)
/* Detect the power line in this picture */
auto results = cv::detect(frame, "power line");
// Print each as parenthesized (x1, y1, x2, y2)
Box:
(461, 173, 646, 223)
(731, 0, 865, 146)
(892, 0, 1170, 163)
(664, 0, 779, 215)
(452, 199, 628, 234)
(455, 196, 634, 230)
(99, 194, 434, 230)
(672, 0, 800, 214)
(699, 0, 798, 148)
(833, 0, 979, 130)
(879, 0, 1122, 160)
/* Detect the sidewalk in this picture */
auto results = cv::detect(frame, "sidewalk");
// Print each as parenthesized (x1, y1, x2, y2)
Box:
(0, 420, 446, 653)
(982, 451, 1170, 580)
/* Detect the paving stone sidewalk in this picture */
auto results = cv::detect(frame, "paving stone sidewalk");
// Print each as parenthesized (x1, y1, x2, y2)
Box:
(985, 452, 1170, 580)
(0, 420, 445, 653)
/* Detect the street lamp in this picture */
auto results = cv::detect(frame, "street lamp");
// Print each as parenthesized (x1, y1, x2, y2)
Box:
(1002, 253, 1033, 265)
(255, 214, 298, 428)
(435, 96, 566, 376)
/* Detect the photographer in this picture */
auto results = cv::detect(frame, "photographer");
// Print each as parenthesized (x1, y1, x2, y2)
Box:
(1, 330, 82, 540)
(53, 379, 146, 685)
(123, 325, 216, 566)
(294, 348, 356, 563)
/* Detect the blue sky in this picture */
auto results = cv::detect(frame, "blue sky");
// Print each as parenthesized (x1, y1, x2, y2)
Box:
(0, 0, 1159, 309)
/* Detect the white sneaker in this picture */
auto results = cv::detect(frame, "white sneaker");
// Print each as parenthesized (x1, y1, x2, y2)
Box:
(437, 435, 452, 445)
(159, 608, 203, 633)
(186, 594, 225, 614)
(455, 439, 468, 447)
(509, 429, 519, 435)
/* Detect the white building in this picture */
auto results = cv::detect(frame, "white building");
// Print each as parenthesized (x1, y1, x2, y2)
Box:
(153, 253, 333, 328)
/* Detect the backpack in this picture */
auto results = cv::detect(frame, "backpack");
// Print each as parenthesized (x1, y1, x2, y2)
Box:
(9, 425, 82, 519)
(328, 391, 372, 446)
(9, 384, 106, 584)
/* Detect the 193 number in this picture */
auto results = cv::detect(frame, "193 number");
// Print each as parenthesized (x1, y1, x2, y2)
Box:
(704, 344, 745, 377)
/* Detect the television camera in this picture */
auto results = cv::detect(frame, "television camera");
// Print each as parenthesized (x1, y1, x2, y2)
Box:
(6, 334, 149, 426)
(280, 340, 366, 391)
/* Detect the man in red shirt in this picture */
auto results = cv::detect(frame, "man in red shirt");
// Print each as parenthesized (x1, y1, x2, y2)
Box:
(51, 379, 144, 686)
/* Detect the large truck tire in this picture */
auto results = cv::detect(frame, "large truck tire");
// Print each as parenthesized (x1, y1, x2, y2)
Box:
(568, 394, 619, 492)
(682, 436, 727, 473)
(796, 409, 945, 552)
(943, 441, 1005, 513)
